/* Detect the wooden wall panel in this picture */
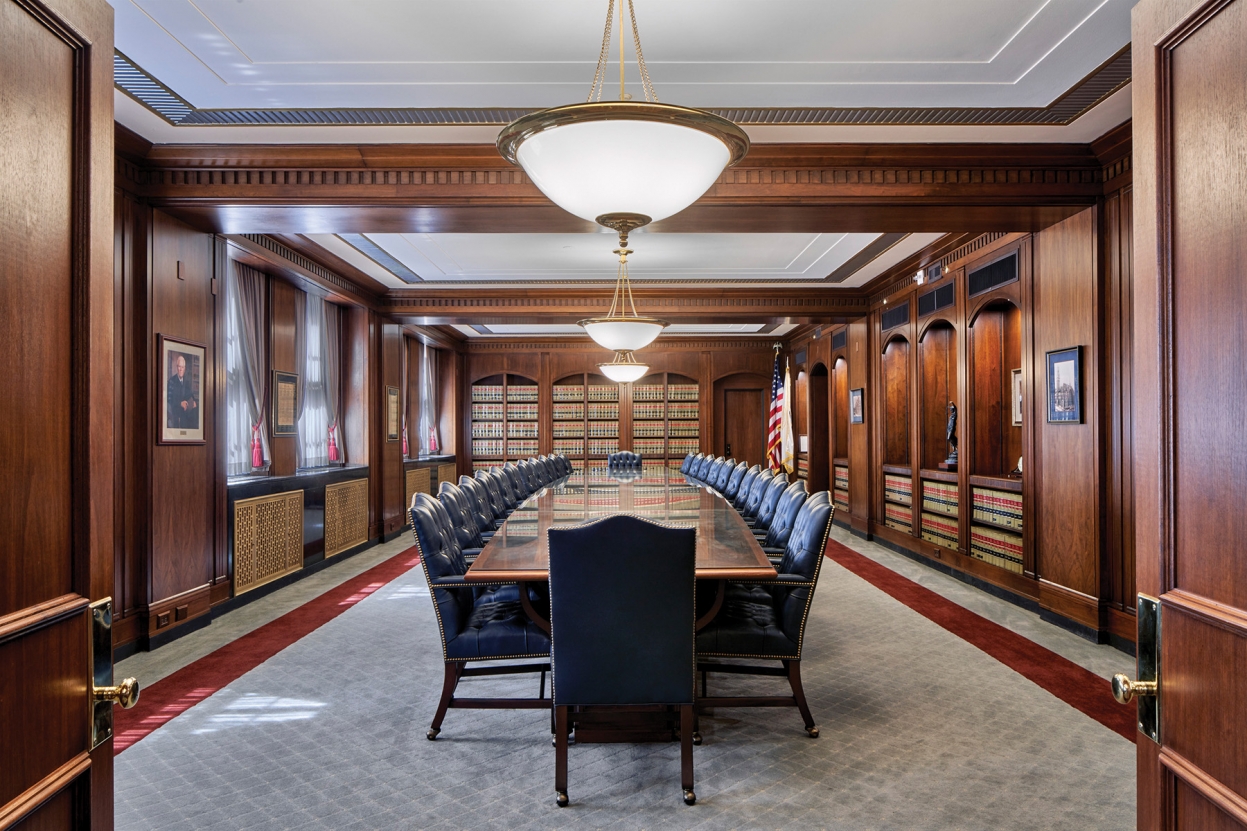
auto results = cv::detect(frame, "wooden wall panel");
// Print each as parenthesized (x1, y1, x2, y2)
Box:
(148, 210, 217, 610)
(918, 324, 956, 471)
(404, 335, 419, 455)
(1103, 184, 1135, 619)
(380, 324, 406, 536)
(833, 355, 850, 460)
(268, 279, 300, 477)
(847, 320, 871, 529)
(1032, 207, 1100, 604)
(881, 338, 911, 467)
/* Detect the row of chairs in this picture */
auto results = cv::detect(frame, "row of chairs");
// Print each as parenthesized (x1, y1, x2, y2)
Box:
(680, 451, 835, 740)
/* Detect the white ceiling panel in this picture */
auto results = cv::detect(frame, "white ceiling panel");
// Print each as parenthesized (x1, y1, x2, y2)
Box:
(112, 0, 1130, 113)
(833, 232, 946, 287)
(452, 323, 798, 338)
(353, 232, 887, 284)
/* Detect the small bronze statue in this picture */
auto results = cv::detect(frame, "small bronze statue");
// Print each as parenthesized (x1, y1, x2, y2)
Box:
(944, 402, 958, 467)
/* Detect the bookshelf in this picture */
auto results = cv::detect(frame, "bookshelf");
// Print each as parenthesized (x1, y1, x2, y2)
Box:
(470, 373, 540, 472)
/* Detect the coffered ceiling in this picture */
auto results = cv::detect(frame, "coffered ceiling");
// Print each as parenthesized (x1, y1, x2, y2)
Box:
(110, 0, 1132, 144)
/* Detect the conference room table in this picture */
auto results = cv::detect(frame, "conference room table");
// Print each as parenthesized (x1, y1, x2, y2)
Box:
(464, 467, 778, 634)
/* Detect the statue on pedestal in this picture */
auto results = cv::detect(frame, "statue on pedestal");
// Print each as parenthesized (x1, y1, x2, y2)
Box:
(944, 402, 958, 467)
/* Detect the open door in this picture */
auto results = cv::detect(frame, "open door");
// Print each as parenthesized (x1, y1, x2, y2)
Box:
(0, 0, 119, 827)
(1130, 0, 1247, 828)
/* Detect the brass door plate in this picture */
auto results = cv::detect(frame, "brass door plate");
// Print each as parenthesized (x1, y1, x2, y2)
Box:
(1136, 594, 1161, 744)
(90, 598, 114, 750)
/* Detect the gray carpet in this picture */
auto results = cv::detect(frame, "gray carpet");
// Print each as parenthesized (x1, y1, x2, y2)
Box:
(115, 556, 1134, 830)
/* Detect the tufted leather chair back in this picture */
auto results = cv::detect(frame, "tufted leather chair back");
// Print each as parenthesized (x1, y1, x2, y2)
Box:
(548, 515, 696, 707)
(516, 460, 537, 493)
(411, 493, 472, 649)
(712, 458, 735, 491)
(763, 480, 808, 548)
(528, 457, 547, 487)
(742, 470, 777, 519)
(490, 468, 517, 509)
(542, 455, 558, 480)
(686, 453, 702, 479)
(680, 453, 694, 474)
(439, 482, 484, 550)
(691, 454, 708, 480)
(754, 474, 790, 530)
(733, 465, 763, 510)
(503, 463, 525, 500)
(723, 462, 749, 500)
(476, 469, 508, 516)
(458, 476, 497, 531)
(771, 493, 832, 646)
(704, 456, 721, 483)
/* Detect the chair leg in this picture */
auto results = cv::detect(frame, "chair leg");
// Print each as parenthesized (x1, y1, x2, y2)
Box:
(784, 660, 818, 737)
(681, 704, 696, 805)
(555, 706, 570, 807)
(428, 663, 464, 740)
(539, 670, 546, 699)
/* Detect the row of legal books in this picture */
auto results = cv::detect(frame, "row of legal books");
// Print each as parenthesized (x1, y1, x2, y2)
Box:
(972, 487, 1024, 531)
(471, 422, 505, 439)
(920, 512, 958, 551)
(587, 403, 619, 420)
(633, 384, 665, 402)
(506, 403, 539, 420)
(552, 422, 585, 438)
(471, 385, 504, 403)
(633, 422, 665, 438)
(834, 466, 849, 491)
(553, 403, 584, 420)
(668, 404, 699, 420)
(632, 402, 665, 419)
(668, 384, 699, 401)
(633, 438, 665, 455)
(668, 438, 700, 455)
(507, 385, 539, 403)
(507, 439, 539, 456)
(588, 438, 620, 456)
(472, 439, 504, 457)
(668, 423, 699, 438)
(587, 422, 618, 438)
(922, 480, 958, 516)
(587, 385, 619, 402)
(553, 385, 584, 402)
(471, 403, 504, 420)
(884, 474, 912, 506)
(507, 421, 538, 438)
(553, 439, 584, 456)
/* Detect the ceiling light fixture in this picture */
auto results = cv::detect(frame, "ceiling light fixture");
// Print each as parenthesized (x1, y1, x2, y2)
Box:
(497, 0, 750, 233)
(597, 350, 650, 384)
(578, 218, 666, 351)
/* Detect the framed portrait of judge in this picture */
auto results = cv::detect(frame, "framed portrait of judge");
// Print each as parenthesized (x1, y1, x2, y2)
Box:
(158, 335, 206, 444)
(271, 371, 300, 437)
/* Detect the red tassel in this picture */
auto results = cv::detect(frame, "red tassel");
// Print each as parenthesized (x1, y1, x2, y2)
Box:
(429, 426, 439, 453)
(401, 417, 409, 457)
(328, 423, 340, 462)
(251, 424, 264, 469)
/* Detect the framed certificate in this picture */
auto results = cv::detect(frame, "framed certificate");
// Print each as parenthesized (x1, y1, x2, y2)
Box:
(271, 371, 299, 436)
(386, 386, 401, 442)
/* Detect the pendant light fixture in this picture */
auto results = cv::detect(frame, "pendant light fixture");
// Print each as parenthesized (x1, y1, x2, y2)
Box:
(580, 218, 665, 352)
(497, 0, 750, 232)
(597, 350, 649, 384)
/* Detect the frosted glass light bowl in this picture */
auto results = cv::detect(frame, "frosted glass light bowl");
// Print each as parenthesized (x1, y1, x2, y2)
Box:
(498, 102, 750, 224)
(598, 353, 651, 384)
(580, 318, 667, 352)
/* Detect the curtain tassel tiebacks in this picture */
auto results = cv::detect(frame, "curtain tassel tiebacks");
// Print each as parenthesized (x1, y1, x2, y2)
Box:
(328, 423, 340, 463)
(251, 423, 264, 469)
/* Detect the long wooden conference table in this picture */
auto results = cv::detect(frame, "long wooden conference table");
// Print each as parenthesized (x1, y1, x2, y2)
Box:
(465, 467, 777, 633)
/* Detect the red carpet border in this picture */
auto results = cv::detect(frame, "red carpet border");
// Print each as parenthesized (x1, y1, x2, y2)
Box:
(113, 548, 421, 754)
(115, 539, 1136, 754)
(822, 539, 1137, 743)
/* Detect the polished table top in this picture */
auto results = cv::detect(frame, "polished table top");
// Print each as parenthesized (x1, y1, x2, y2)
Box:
(465, 469, 777, 583)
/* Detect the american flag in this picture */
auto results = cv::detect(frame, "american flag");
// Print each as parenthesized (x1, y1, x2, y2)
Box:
(766, 353, 784, 470)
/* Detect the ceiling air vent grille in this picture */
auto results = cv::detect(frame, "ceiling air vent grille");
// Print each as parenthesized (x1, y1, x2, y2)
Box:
(881, 302, 910, 332)
(968, 252, 1019, 297)
(794, 350, 807, 366)
(917, 283, 955, 317)
(831, 330, 847, 351)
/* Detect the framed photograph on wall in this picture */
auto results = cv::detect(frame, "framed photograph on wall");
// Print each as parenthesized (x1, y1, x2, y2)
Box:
(1011, 368, 1023, 426)
(386, 386, 401, 442)
(849, 388, 865, 424)
(158, 335, 206, 444)
(1046, 347, 1082, 423)
(271, 371, 299, 436)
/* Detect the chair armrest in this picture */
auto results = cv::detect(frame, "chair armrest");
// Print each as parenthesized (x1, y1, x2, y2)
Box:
(429, 575, 473, 587)
(732, 573, 812, 586)
(761, 546, 784, 556)
(463, 548, 483, 559)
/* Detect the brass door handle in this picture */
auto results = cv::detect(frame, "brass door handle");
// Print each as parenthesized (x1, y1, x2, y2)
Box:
(94, 677, 140, 709)
(1111, 673, 1156, 705)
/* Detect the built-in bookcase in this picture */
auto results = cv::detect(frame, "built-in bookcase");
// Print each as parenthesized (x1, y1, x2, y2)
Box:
(470, 373, 539, 472)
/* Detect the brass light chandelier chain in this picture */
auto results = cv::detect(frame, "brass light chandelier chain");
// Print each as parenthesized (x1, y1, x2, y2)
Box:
(604, 244, 640, 319)
(587, 0, 657, 103)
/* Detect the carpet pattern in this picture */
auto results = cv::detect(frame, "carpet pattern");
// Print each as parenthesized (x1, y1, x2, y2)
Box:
(115, 546, 1134, 829)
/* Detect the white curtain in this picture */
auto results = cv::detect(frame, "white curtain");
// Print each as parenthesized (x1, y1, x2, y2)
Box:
(324, 302, 342, 463)
(225, 262, 268, 476)
(418, 342, 441, 454)
(298, 297, 332, 468)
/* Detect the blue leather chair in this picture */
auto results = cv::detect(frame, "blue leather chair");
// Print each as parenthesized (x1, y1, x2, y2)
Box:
(502, 462, 526, 500)
(606, 451, 642, 470)
(680, 453, 695, 474)
(490, 467, 519, 512)
(528, 457, 549, 487)
(457, 476, 501, 535)
(704, 456, 723, 484)
(515, 460, 538, 494)
(722, 462, 749, 501)
(410, 493, 551, 741)
(741, 470, 777, 520)
(548, 515, 698, 807)
(701, 455, 721, 481)
(437, 482, 486, 560)
(476, 469, 512, 519)
(747, 473, 790, 530)
(696, 493, 833, 737)
(732, 465, 762, 511)
(759, 481, 808, 556)
(712, 457, 735, 492)
(684, 453, 704, 480)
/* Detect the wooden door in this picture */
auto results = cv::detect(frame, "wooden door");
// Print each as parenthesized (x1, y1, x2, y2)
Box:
(1133, 0, 1247, 827)
(0, 0, 116, 828)
(808, 366, 830, 492)
(722, 389, 765, 466)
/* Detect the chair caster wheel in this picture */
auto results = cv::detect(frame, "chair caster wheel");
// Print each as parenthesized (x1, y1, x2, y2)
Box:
(692, 732, 702, 746)
(683, 789, 697, 806)
(556, 791, 569, 807)
(426, 728, 440, 741)
(806, 726, 819, 738)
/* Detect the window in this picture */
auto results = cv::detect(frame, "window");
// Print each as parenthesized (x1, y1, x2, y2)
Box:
(418, 342, 441, 455)
(225, 262, 268, 476)
(298, 298, 337, 468)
